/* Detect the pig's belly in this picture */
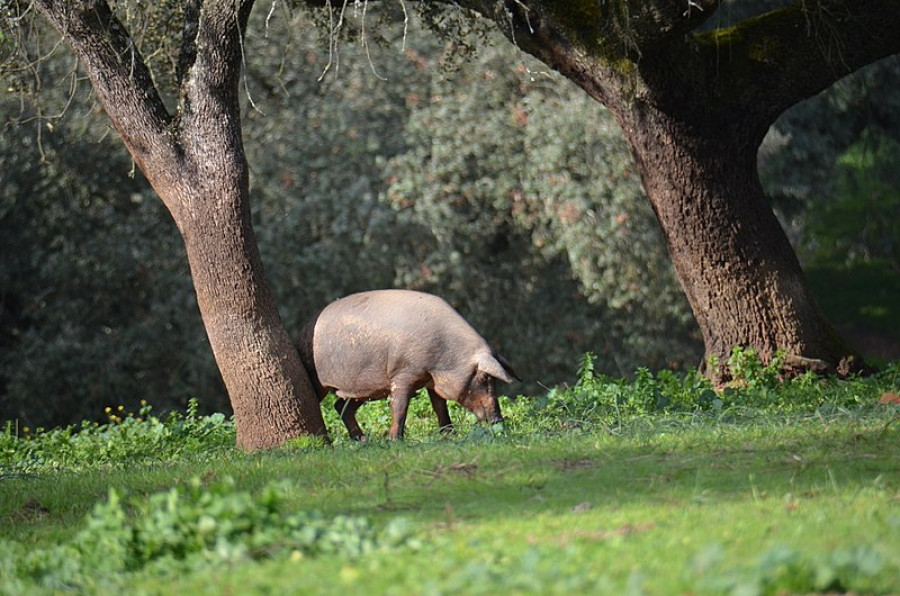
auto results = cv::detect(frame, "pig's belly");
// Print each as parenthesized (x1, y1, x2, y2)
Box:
(329, 383, 391, 401)
(318, 365, 431, 401)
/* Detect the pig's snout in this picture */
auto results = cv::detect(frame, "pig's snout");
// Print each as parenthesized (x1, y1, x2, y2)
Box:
(472, 401, 503, 425)
(476, 406, 506, 435)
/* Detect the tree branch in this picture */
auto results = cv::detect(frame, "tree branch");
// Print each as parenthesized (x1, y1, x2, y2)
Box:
(696, 0, 900, 126)
(31, 0, 175, 175)
(177, 0, 202, 85)
(178, 0, 254, 132)
(423, 0, 722, 57)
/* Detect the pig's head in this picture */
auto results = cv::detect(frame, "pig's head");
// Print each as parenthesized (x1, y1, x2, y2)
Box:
(457, 352, 519, 425)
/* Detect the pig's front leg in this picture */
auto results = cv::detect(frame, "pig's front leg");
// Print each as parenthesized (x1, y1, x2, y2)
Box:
(428, 389, 453, 434)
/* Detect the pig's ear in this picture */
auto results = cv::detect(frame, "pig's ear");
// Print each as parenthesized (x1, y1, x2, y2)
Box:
(477, 352, 519, 384)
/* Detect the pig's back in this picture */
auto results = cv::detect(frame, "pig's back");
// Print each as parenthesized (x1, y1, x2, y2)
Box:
(310, 290, 486, 398)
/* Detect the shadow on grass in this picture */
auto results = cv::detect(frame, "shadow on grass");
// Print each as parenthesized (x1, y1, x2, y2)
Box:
(263, 418, 900, 523)
(1, 413, 897, 543)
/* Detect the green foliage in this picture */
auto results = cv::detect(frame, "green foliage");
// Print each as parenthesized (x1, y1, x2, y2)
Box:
(0, 87, 221, 426)
(533, 352, 898, 433)
(243, 8, 424, 316)
(1, 9, 699, 430)
(2, 3, 897, 434)
(805, 260, 900, 353)
(701, 544, 888, 596)
(382, 40, 697, 379)
(761, 56, 900, 270)
(1, 369, 899, 595)
(703, 346, 785, 390)
(4, 354, 895, 467)
(817, 134, 900, 266)
(0, 399, 234, 475)
(1, 477, 416, 591)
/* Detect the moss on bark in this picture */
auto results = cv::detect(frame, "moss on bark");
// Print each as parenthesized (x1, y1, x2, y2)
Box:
(538, 0, 636, 62)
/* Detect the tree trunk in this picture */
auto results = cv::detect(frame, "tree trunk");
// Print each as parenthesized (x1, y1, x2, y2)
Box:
(172, 178, 328, 449)
(620, 106, 862, 380)
(31, 0, 329, 448)
(487, 1, 875, 380)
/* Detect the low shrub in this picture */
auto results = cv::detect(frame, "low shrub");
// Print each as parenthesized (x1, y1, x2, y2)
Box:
(1, 477, 417, 592)
(0, 398, 234, 475)
(517, 352, 899, 433)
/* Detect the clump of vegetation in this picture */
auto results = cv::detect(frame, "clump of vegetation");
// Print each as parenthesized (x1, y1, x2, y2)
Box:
(4, 353, 897, 461)
(0, 398, 234, 475)
(700, 544, 889, 596)
(523, 350, 899, 433)
(0, 477, 417, 592)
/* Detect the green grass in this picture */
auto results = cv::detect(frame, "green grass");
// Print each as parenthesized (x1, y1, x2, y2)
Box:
(2, 361, 899, 595)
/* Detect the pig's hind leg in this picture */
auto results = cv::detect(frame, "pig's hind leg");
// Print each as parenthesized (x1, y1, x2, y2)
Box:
(334, 397, 367, 442)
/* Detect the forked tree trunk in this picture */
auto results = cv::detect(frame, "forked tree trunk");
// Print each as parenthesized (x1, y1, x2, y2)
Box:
(32, 0, 329, 448)
(620, 108, 862, 380)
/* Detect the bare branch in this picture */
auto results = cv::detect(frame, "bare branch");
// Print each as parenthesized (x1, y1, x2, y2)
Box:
(319, 0, 351, 81)
(177, 0, 201, 84)
(398, 0, 409, 51)
(361, 0, 387, 80)
(30, 0, 174, 175)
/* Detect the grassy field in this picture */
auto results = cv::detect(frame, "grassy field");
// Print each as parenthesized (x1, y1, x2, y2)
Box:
(2, 359, 899, 595)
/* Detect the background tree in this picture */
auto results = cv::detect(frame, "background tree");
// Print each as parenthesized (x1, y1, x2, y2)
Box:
(0, 88, 222, 425)
(761, 57, 900, 270)
(382, 41, 697, 378)
(415, 0, 900, 380)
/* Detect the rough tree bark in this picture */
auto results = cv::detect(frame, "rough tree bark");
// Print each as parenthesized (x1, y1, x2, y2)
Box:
(622, 108, 854, 379)
(31, 0, 328, 448)
(445, 0, 900, 380)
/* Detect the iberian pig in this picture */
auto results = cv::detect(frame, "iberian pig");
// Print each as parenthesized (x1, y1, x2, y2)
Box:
(297, 289, 518, 440)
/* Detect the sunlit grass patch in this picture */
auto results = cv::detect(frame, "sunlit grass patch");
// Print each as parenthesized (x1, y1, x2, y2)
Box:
(1, 360, 898, 594)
